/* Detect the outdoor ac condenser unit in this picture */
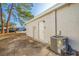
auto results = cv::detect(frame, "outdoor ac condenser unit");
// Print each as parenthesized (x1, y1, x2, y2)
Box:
(50, 36, 68, 55)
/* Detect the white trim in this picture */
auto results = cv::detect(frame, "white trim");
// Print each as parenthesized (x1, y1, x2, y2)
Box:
(26, 3, 67, 24)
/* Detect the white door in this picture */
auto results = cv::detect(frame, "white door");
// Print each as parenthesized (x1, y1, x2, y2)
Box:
(33, 26, 35, 39)
(39, 21, 45, 42)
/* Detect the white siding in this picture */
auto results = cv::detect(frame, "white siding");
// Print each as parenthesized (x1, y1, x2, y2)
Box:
(44, 11, 55, 43)
(26, 20, 39, 41)
(57, 4, 79, 51)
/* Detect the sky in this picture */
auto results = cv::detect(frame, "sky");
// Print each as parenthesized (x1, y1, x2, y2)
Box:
(31, 3, 56, 16)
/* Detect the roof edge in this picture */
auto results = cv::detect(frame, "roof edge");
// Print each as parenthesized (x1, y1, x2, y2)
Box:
(26, 3, 67, 24)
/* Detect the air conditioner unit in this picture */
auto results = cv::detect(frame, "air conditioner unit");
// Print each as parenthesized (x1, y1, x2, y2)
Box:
(50, 36, 68, 55)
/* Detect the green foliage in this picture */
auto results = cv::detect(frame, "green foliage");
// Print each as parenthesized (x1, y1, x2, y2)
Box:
(0, 3, 34, 29)
(13, 3, 34, 26)
(15, 3, 34, 19)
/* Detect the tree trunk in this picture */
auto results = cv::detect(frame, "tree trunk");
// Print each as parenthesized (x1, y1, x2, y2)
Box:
(6, 3, 13, 33)
(0, 3, 4, 34)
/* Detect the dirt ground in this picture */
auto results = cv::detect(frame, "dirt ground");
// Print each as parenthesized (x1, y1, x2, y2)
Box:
(0, 33, 57, 56)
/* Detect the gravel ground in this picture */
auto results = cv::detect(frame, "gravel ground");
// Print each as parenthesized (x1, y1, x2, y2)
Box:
(0, 33, 57, 56)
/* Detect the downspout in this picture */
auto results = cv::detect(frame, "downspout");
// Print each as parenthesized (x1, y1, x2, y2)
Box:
(55, 10, 57, 36)
(38, 22, 39, 40)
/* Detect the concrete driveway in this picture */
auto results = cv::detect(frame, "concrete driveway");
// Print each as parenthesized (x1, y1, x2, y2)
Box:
(0, 33, 57, 56)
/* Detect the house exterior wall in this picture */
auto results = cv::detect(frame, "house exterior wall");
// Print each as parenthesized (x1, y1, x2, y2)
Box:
(57, 4, 79, 51)
(26, 19, 39, 40)
(26, 3, 79, 51)
(43, 11, 55, 43)
(26, 11, 55, 43)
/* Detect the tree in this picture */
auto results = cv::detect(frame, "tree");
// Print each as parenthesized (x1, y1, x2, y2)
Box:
(0, 3, 34, 33)
(0, 3, 4, 34)
(6, 3, 13, 33)
(13, 3, 34, 26)
(6, 3, 34, 33)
